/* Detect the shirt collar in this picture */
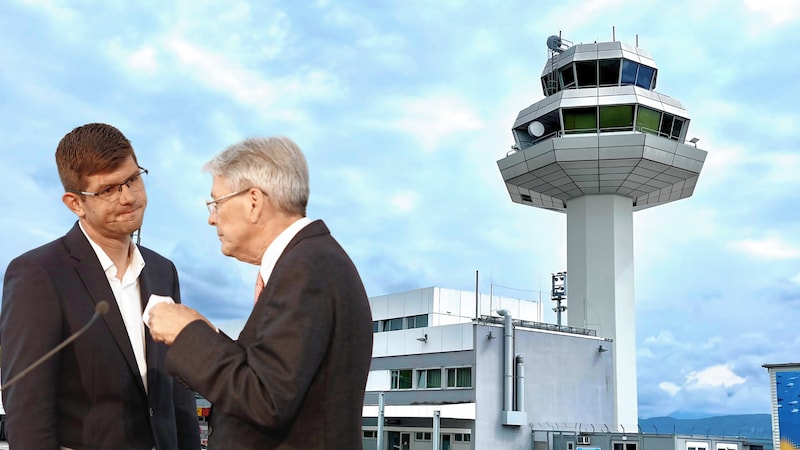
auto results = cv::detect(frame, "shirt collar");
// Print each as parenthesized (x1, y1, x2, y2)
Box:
(259, 217, 312, 283)
(79, 222, 145, 280)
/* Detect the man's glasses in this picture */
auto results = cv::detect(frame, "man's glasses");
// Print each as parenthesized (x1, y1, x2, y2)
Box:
(69, 167, 148, 202)
(206, 188, 251, 215)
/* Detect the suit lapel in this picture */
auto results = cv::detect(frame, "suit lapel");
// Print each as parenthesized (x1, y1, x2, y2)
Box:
(138, 262, 163, 397)
(65, 223, 147, 396)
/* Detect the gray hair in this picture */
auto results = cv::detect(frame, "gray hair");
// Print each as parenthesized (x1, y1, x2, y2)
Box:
(204, 136, 309, 216)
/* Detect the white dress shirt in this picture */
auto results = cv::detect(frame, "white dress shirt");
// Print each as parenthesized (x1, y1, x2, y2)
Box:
(80, 223, 148, 392)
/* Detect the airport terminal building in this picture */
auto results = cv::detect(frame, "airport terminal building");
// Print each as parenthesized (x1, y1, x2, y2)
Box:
(212, 285, 765, 450)
(361, 286, 615, 449)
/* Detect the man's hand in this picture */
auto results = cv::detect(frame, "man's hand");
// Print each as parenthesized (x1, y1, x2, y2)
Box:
(148, 303, 214, 345)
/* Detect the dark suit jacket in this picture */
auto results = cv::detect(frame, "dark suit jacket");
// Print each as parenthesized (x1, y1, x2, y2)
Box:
(166, 219, 373, 449)
(0, 222, 200, 450)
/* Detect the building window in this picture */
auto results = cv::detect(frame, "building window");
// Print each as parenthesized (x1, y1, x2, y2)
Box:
(417, 368, 442, 389)
(659, 113, 686, 140)
(670, 117, 685, 140)
(636, 65, 655, 89)
(575, 60, 598, 88)
(636, 106, 661, 134)
(560, 64, 576, 89)
(446, 367, 472, 388)
(454, 433, 471, 442)
(716, 445, 738, 450)
(408, 314, 428, 329)
(621, 59, 638, 86)
(384, 317, 403, 331)
(688, 442, 709, 450)
(363, 430, 377, 438)
(391, 369, 413, 389)
(614, 443, 638, 450)
(599, 105, 634, 132)
(376, 314, 428, 333)
(598, 59, 621, 86)
(563, 107, 597, 134)
(542, 74, 560, 96)
(415, 432, 432, 441)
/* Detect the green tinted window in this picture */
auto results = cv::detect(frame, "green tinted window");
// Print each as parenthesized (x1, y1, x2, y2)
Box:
(599, 105, 633, 131)
(636, 106, 661, 134)
(392, 369, 413, 389)
(563, 107, 597, 133)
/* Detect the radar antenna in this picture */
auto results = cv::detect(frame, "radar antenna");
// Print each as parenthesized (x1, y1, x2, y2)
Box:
(543, 33, 572, 96)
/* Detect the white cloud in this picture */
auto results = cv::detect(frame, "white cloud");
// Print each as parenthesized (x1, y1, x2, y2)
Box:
(686, 364, 746, 389)
(658, 364, 746, 398)
(743, 0, 800, 25)
(726, 236, 800, 261)
(659, 381, 681, 396)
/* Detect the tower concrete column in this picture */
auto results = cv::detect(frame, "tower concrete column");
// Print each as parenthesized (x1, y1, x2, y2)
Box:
(566, 194, 637, 428)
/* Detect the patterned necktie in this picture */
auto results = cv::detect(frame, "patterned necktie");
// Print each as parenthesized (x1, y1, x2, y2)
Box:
(254, 273, 265, 304)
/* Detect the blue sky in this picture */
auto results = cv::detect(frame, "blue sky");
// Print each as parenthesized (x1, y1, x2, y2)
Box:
(1, 0, 799, 420)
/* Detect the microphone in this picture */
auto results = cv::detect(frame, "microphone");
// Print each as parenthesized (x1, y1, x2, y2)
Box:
(1, 300, 110, 391)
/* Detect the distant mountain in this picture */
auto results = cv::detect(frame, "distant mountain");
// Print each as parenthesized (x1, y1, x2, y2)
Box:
(639, 414, 771, 440)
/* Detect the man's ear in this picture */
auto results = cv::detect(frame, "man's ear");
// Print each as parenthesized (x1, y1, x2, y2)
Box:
(248, 188, 267, 223)
(62, 192, 86, 217)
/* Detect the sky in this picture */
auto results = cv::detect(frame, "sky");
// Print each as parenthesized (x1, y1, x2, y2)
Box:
(1, 0, 798, 421)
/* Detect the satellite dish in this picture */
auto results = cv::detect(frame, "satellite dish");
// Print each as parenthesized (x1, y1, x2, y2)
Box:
(547, 35, 563, 52)
(528, 121, 545, 137)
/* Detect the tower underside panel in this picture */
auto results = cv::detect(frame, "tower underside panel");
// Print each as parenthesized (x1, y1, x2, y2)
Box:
(566, 194, 637, 429)
(497, 132, 706, 212)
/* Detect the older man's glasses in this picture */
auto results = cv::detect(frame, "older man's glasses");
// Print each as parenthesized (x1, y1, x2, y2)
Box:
(69, 167, 148, 202)
(206, 188, 251, 215)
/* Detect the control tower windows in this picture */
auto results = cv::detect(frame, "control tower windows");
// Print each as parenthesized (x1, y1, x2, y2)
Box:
(575, 60, 598, 87)
(621, 59, 637, 86)
(563, 107, 596, 134)
(622, 59, 656, 89)
(636, 106, 687, 140)
(561, 104, 685, 140)
(599, 105, 634, 132)
(542, 75, 559, 96)
(636, 106, 661, 134)
(560, 65, 576, 89)
(636, 65, 655, 89)
(599, 59, 621, 86)
(660, 113, 686, 140)
(543, 58, 658, 96)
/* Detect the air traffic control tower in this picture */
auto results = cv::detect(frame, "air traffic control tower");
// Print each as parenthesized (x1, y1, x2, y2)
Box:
(496, 35, 708, 428)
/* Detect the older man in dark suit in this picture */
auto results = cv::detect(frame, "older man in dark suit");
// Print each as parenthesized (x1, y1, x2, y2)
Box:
(0, 123, 200, 449)
(148, 136, 373, 449)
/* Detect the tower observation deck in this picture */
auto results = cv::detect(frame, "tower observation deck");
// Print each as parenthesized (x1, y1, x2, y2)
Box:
(496, 35, 708, 428)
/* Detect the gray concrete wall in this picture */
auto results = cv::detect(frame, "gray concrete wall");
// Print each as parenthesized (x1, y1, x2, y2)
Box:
(474, 323, 615, 449)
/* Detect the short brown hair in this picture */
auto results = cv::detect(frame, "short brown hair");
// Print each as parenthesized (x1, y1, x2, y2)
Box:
(55, 123, 138, 191)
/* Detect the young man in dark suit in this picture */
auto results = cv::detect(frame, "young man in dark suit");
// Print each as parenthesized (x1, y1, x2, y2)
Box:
(0, 123, 200, 449)
(148, 136, 374, 449)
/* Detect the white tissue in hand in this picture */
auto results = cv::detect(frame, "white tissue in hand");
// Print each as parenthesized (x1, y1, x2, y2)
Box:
(142, 294, 175, 327)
